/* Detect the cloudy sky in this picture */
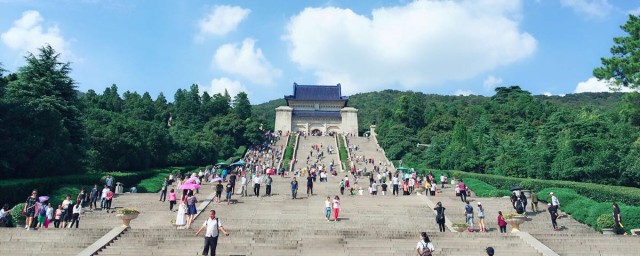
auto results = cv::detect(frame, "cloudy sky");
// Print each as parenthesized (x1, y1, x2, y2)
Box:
(1, 0, 638, 103)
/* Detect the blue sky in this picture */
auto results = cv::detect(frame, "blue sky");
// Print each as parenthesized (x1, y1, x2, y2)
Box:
(1, 0, 639, 103)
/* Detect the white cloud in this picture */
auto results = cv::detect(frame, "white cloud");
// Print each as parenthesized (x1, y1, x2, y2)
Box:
(574, 77, 635, 93)
(213, 38, 281, 85)
(560, 0, 613, 18)
(543, 92, 553, 96)
(454, 90, 475, 96)
(1, 10, 73, 59)
(483, 75, 503, 90)
(201, 77, 248, 98)
(284, 0, 536, 95)
(197, 5, 250, 40)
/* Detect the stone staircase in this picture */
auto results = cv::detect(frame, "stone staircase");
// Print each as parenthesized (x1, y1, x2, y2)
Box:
(345, 136, 394, 172)
(292, 135, 341, 173)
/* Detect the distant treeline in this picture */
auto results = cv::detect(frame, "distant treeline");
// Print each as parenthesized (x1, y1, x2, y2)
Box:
(0, 45, 263, 179)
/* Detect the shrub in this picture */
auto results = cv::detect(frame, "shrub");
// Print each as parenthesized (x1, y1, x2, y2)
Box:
(464, 178, 511, 197)
(503, 213, 523, 219)
(116, 208, 140, 214)
(597, 214, 615, 229)
(11, 203, 25, 227)
(452, 222, 468, 227)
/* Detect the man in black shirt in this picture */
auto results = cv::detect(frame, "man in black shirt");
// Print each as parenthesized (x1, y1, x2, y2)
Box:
(229, 173, 237, 194)
(307, 175, 314, 196)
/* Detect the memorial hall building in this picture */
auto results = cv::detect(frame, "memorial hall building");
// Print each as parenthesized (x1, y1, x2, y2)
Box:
(274, 83, 358, 135)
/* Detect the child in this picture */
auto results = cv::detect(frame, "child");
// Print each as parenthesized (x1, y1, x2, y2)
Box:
(45, 203, 53, 228)
(36, 202, 46, 230)
(168, 189, 177, 211)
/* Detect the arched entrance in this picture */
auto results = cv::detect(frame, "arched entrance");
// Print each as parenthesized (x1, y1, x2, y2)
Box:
(311, 129, 322, 136)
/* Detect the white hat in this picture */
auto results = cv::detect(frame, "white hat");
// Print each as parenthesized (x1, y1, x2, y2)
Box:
(477, 202, 482, 205)
(549, 192, 554, 195)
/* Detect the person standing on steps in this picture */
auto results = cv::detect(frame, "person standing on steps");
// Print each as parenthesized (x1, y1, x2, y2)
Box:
(531, 191, 539, 212)
(215, 181, 223, 204)
(464, 201, 474, 231)
(497, 211, 507, 233)
(434, 202, 446, 232)
(550, 192, 560, 212)
(159, 177, 168, 202)
(23, 190, 38, 230)
(265, 175, 273, 197)
(339, 180, 345, 195)
(195, 210, 229, 256)
(253, 173, 263, 197)
(307, 174, 314, 196)
(169, 189, 177, 211)
(225, 180, 233, 205)
(392, 174, 400, 196)
(240, 174, 247, 197)
(291, 177, 299, 199)
(613, 203, 625, 235)
(325, 196, 332, 221)
(477, 202, 486, 232)
(458, 180, 467, 202)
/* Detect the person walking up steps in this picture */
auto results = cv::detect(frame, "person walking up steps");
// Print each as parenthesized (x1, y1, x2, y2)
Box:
(265, 175, 273, 196)
(291, 177, 299, 199)
(253, 173, 263, 197)
(548, 203, 559, 231)
(159, 177, 168, 202)
(225, 180, 233, 205)
(531, 191, 539, 212)
(392, 174, 399, 196)
(434, 202, 446, 232)
(195, 210, 229, 256)
(215, 181, 223, 204)
(240, 174, 247, 197)
(497, 211, 507, 233)
(307, 175, 314, 196)
(458, 180, 467, 202)
(339, 180, 345, 195)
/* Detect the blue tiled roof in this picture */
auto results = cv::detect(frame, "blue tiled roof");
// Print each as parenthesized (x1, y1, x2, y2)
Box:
(292, 110, 342, 118)
(285, 83, 349, 101)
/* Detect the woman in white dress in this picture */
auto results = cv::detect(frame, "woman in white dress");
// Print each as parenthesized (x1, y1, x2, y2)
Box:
(174, 190, 187, 228)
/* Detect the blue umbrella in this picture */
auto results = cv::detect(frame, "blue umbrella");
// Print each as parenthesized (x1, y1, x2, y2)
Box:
(231, 160, 245, 166)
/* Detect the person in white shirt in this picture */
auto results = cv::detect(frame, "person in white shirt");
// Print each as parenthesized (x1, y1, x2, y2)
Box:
(240, 175, 247, 197)
(416, 232, 435, 255)
(324, 197, 332, 221)
(440, 175, 445, 188)
(253, 174, 263, 197)
(69, 201, 82, 228)
(100, 185, 110, 210)
(195, 210, 229, 256)
(392, 175, 400, 196)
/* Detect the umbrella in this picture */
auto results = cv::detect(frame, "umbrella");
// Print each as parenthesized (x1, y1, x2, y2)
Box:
(179, 183, 201, 190)
(216, 162, 228, 167)
(186, 177, 199, 184)
(510, 185, 523, 191)
(38, 196, 49, 203)
(396, 166, 410, 171)
(211, 177, 223, 183)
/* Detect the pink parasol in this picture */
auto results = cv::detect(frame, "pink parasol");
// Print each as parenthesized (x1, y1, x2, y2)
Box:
(185, 177, 199, 184)
(178, 183, 200, 190)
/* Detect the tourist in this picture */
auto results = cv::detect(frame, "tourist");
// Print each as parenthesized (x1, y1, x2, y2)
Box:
(371, 182, 377, 195)
(69, 201, 81, 228)
(392, 174, 400, 196)
(77, 188, 87, 207)
(105, 189, 114, 213)
(159, 177, 168, 202)
(381, 182, 388, 196)
(0, 204, 12, 227)
(23, 190, 38, 230)
(325, 196, 332, 221)
(225, 180, 233, 205)
(440, 174, 445, 189)
(486, 246, 495, 256)
(550, 192, 560, 211)
(35, 201, 46, 230)
(61, 194, 72, 228)
(613, 203, 625, 235)
(240, 174, 248, 197)
(44, 203, 53, 228)
(291, 177, 299, 199)
(458, 180, 467, 202)
(265, 174, 273, 196)
(195, 210, 229, 256)
(229, 172, 237, 194)
(100, 185, 109, 210)
(89, 184, 99, 210)
(339, 180, 345, 195)
(430, 181, 437, 196)
(307, 174, 314, 196)
(531, 191, 539, 212)
(548, 203, 559, 231)
(464, 201, 474, 231)
(214, 181, 223, 203)
(53, 205, 62, 228)
(434, 202, 446, 232)
(186, 190, 198, 229)
(175, 192, 187, 228)
(332, 196, 341, 221)
(477, 202, 486, 232)
(519, 193, 528, 215)
(169, 189, 177, 211)
(105, 175, 114, 191)
(416, 232, 434, 256)
(253, 172, 263, 197)
(497, 211, 507, 233)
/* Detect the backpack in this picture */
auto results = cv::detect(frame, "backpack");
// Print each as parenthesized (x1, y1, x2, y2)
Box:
(420, 241, 432, 256)
(39, 205, 47, 216)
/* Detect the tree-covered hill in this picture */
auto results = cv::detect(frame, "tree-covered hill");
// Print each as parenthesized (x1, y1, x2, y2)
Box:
(254, 87, 639, 187)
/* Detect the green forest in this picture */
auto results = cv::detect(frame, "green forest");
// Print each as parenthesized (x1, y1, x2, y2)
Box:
(0, 45, 263, 179)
